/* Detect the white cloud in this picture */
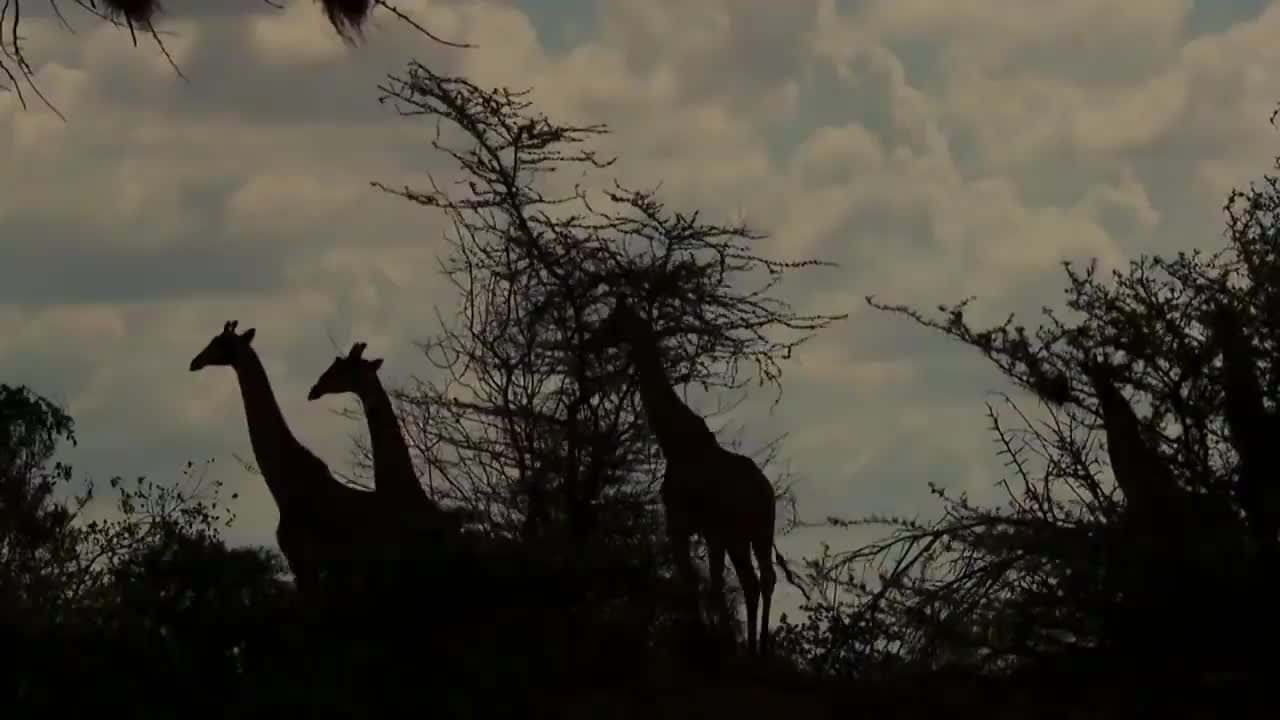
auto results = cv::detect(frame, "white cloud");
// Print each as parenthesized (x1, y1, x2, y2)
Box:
(1069, 70, 1190, 152)
(249, 1, 349, 66)
(226, 170, 370, 238)
(5, 63, 92, 151)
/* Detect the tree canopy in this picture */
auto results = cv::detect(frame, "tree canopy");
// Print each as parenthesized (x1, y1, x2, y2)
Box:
(776, 109, 1280, 697)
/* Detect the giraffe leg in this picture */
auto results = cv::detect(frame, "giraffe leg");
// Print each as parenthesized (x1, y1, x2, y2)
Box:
(671, 531, 701, 622)
(277, 526, 317, 598)
(726, 542, 759, 656)
(708, 540, 732, 639)
(662, 483, 701, 626)
(752, 539, 776, 657)
(664, 501, 698, 605)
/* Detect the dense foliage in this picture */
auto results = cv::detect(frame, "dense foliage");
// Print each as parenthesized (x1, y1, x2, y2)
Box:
(1, 383, 294, 711)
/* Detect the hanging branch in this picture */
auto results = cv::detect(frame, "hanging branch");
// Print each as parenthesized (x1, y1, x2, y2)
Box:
(1, 0, 469, 116)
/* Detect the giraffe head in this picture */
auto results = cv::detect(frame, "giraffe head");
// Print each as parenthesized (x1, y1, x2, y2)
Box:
(189, 321, 257, 371)
(1205, 300, 1246, 347)
(307, 342, 384, 401)
(585, 295, 653, 353)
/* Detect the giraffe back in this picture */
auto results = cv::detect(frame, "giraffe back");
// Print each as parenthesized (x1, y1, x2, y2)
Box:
(664, 446, 775, 547)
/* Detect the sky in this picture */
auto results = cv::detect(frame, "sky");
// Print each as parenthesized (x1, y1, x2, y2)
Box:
(3, 0, 1279, 620)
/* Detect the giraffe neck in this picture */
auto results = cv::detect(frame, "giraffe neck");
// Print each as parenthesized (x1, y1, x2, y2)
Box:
(626, 333, 718, 461)
(231, 347, 315, 510)
(356, 375, 431, 507)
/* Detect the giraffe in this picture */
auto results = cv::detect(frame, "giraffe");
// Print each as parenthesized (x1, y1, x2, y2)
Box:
(1206, 303, 1280, 556)
(305, 338, 464, 582)
(306, 341, 443, 518)
(1203, 303, 1279, 659)
(1077, 354, 1247, 665)
(1081, 356, 1182, 522)
(188, 321, 380, 599)
(587, 296, 778, 656)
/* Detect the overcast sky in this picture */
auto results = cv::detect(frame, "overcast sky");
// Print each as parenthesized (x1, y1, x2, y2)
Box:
(3, 0, 1278, 618)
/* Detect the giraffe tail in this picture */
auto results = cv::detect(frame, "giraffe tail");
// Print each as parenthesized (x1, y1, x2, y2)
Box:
(772, 541, 814, 605)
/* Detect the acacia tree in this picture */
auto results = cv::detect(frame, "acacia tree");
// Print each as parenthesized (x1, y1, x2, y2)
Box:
(778, 107, 1280, 681)
(359, 63, 843, 638)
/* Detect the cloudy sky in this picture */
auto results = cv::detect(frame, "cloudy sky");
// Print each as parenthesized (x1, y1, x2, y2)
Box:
(3, 0, 1278, 617)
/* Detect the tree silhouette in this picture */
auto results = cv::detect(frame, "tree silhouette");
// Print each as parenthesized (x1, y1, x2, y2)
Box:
(777, 106, 1280, 697)
(359, 62, 844, 646)
(1, 383, 80, 630)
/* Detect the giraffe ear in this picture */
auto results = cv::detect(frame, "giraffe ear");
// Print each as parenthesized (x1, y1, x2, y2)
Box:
(370, 358, 384, 371)
(240, 327, 256, 343)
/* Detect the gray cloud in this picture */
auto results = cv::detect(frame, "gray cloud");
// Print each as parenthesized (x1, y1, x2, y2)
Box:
(1, 210, 282, 305)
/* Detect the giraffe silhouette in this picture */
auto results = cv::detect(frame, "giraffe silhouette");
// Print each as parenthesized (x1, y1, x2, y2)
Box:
(587, 296, 779, 656)
(1077, 354, 1249, 667)
(305, 337, 466, 601)
(188, 321, 379, 599)
(306, 341, 445, 519)
(1206, 303, 1280, 556)
(1081, 356, 1182, 522)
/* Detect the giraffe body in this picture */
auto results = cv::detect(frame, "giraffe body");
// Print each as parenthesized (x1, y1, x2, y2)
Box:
(307, 342, 449, 525)
(591, 298, 778, 655)
(189, 321, 379, 597)
(306, 341, 462, 628)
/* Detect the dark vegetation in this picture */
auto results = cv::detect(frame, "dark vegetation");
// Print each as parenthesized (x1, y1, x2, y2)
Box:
(773, 113, 1280, 707)
(5, 6, 1280, 718)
